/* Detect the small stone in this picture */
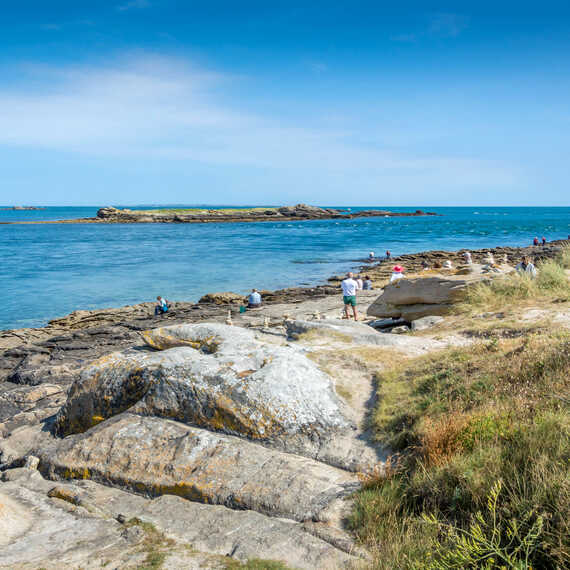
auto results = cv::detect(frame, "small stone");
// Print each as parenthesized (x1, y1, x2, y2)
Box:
(411, 316, 444, 331)
(117, 513, 127, 524)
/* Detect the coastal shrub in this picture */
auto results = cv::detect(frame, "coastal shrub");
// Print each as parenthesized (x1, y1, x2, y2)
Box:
(351, 332, 570, 569)
(536, 259, 569, 292)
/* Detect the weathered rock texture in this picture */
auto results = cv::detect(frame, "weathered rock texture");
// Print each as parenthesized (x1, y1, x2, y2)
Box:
(42, 413, 359, 522)
(1, 467, 355, 569)
(367, 275, 483, 320)
(54, 323, 362, 468)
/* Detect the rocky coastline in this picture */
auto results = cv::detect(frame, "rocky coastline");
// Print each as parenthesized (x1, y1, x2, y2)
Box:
(1, 238, 568, 568)
(1, 203, 438, 224)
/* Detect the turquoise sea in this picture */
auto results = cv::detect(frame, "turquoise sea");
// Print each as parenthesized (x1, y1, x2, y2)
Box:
(1, 206, 569, 331)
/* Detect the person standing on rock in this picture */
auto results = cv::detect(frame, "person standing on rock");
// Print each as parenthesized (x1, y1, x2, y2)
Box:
(385, 250, 391, 260)
(355, 275, 364, 290)
(463, 251, 472, 265)
(341, 272, 358, 320)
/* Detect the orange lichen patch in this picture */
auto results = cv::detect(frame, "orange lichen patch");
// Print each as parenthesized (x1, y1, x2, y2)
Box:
(142, 330, 219, 352)
(63, 467, 91, 480)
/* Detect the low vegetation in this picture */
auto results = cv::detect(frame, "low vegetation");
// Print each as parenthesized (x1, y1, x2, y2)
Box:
(350, 279, 570, 568)
(132, 207, 276, 215)
(459, 247, 570, 311)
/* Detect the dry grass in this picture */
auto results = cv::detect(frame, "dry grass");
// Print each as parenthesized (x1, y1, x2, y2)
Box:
(350, 331, 570, 569)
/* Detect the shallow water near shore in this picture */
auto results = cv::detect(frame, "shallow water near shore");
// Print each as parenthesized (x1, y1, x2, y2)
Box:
(1, 206, 569, 330)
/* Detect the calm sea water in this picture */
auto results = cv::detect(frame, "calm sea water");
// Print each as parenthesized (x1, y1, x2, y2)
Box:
(1, 206, 568, 331)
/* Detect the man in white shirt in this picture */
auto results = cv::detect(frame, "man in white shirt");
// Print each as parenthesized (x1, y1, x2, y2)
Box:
(248, 289, 262, 308)
(341, 272, 358, 320)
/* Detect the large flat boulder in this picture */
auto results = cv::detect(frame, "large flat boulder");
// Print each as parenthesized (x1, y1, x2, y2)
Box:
(367, 275, 484, 319)
(0, 468, 354, 569)
(41, 413, 359, 522)
(54, 324, 354, 466)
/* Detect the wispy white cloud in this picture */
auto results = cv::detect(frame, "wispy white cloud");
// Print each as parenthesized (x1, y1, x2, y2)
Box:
(0, 55, 516, 188)
(116, 0, 150, 12)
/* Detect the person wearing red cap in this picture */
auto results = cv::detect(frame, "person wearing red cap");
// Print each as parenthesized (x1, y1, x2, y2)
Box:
(390, 265, 405, 283)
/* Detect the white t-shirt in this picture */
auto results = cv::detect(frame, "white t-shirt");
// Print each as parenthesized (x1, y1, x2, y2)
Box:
(341, 278, 357, 296)
(249, 291, 262, 304)
(356, 278, 363, 290)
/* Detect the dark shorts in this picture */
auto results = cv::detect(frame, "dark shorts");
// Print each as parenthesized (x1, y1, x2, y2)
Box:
(343, 295, 357, 306)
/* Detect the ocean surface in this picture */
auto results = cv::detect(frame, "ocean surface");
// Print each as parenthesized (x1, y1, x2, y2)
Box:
(1, 206, 569, 331)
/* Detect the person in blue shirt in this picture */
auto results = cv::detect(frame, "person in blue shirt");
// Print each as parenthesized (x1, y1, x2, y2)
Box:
(248, 289, 262, 308)
(155, 296, 169, 315)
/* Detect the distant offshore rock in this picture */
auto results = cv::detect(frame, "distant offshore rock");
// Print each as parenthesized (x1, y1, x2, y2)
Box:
(93, 204, 438, 224)
(0, 206, 46, 211)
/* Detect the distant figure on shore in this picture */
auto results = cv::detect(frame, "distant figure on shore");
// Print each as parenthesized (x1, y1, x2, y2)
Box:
(463, 251, 472, 265)
(155, 296, 169, 316)
(368, 251, 375, 261)
(248, 289, 262, 308)
(385, 250, 391, 260)
(355, 275, 363, 290)
(533, 237, 539, 246)
(363, 275, 373, 290)
(516, 257, 537, 278)
(390, 265, 405, 283)
(442, 260, 453, 270)
(421, 260, 430, 270)
(483, 252, 495, 265)
(341, 272, 358, 320)
(542, 236, 547, 246)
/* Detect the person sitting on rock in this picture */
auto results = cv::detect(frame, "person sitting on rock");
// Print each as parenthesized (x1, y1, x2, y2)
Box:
(516, 256, 537, 278)
(442, 260, 453, 270)
(483, 252, 495, 265)
(363, 275, 373, 290)
(463, 251, 472, 265)
(356, 275, 364, 290)
(421, 260, 430, 270)
(390, 265, 405, 282)
(155, 296, 169, 316)
(368, 251, 375, 261)
(248, 289, 262, 308)
(341, 272, 359, 320)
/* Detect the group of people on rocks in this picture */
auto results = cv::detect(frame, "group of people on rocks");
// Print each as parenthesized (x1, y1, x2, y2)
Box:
(154, 288, 263, 317)
(533, 236, 547, 246)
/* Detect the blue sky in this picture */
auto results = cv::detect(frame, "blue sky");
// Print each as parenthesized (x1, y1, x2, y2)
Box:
(0, 1, 569, 206)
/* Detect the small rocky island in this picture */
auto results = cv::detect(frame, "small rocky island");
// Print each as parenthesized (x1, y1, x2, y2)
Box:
(94, 204, 437, 223)
(0, 206, 46, 211)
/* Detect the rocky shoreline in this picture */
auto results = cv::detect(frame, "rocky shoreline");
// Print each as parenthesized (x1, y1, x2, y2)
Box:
(1, 203, 438, 224)
(1, 238, 568, 568)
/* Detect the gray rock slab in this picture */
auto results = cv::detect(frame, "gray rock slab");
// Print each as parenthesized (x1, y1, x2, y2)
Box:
(40, 413, 359, 522)
(55, 323, 354, 466)
(411, 316, 445, 331)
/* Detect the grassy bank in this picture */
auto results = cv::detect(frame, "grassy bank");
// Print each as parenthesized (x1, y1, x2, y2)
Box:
(350, 253, 570, 569)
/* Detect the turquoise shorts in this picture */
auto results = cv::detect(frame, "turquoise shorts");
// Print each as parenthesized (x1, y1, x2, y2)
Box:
(343, 295, 357, 306)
